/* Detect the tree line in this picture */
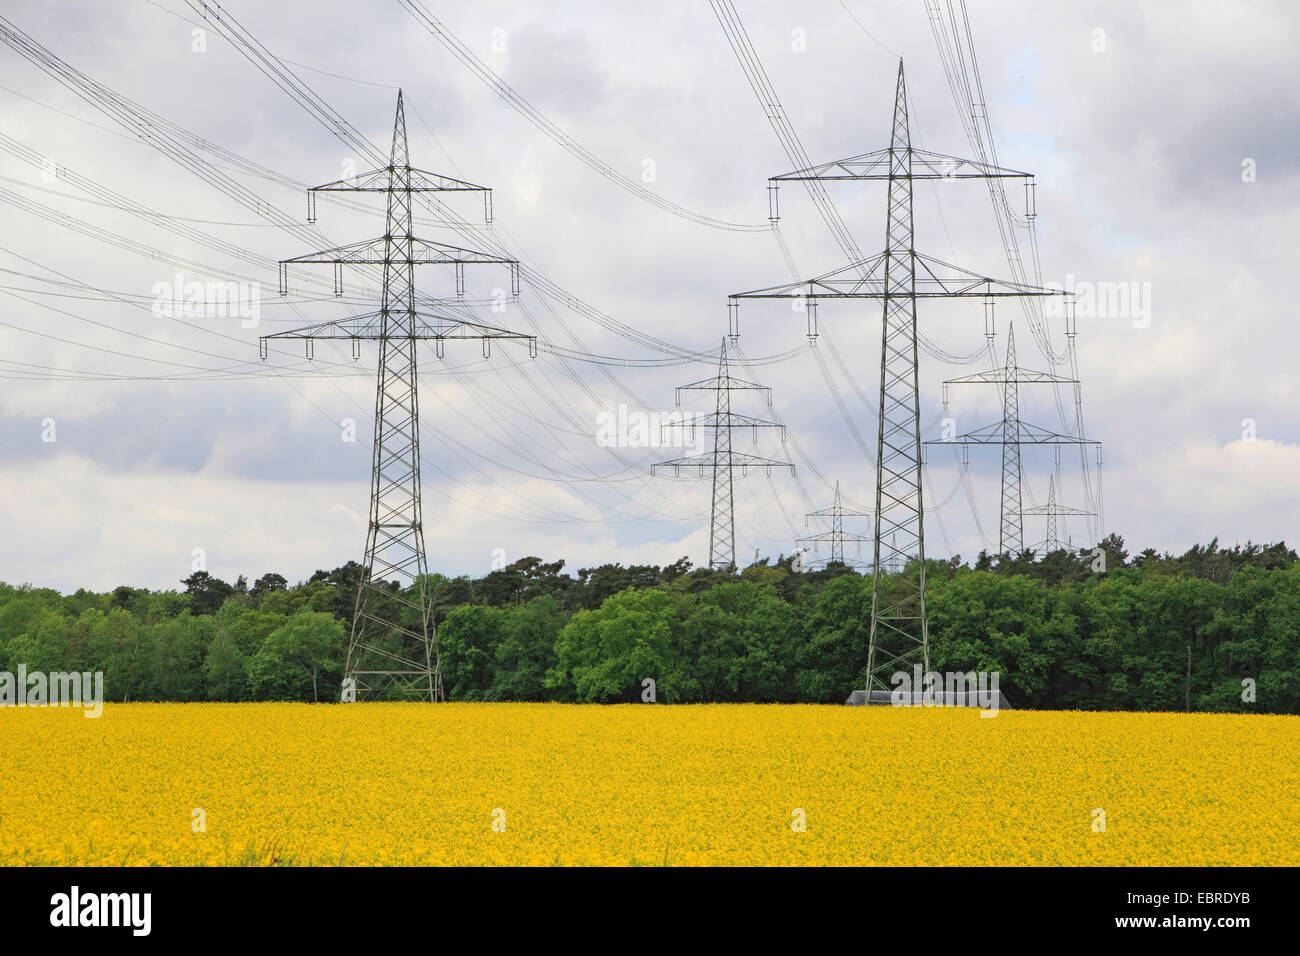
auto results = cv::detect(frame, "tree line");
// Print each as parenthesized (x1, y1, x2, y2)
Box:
(0, 534, 1296, 712)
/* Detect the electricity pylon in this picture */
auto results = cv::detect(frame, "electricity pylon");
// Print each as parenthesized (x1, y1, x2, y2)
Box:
(651, 339, 793, 570)
(1024, 475, 1095, 553)
(926, 322, 1098, 556)
(798, 481, 870, 569)
(729, 61, 1067, 693)
(266, 92, 533, 701)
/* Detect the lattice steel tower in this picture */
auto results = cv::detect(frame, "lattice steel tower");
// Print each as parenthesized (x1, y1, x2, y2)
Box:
(927, 322, 1097, 556)
(652, 339, 793, 570)
(1023, 475, 1096, 553)
(267, 93, 533, 701)
(798, 482, 871, 569)
(729, 61, 1066, 693)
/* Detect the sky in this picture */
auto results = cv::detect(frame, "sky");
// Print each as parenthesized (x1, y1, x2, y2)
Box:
(0, 0, 1296, 593)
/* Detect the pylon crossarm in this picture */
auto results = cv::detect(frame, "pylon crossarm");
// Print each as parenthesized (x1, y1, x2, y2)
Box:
(652, 451, 795, 473)
(770, 147, 1029, 182)
(280, 235, 516, 267)
(691, 412, 785, 430)
(729, 250, 1069, 301)
(806, 503, 872, 516)
(799, 531, 870, 543)
(259, 312, 536, 352)
(311, 166, 488, 194)
(1017, 422, 1101, 445)
(1024, 504, 1096, 516)
(675, 374, 771, 396)
(929, 420, 1100, 445)
(728, 252, 883, 299)
(945, 368, 1078, 385)
(913, 251, 1068, 297)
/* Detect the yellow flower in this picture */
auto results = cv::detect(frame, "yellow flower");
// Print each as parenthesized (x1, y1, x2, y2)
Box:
(0, 703, 1295, 865)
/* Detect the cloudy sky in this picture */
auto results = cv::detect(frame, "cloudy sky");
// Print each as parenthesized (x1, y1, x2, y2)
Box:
(0, 0, 1295, 592)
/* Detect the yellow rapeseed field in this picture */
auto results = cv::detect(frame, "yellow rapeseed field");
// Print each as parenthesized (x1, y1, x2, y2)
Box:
(1, 703, 1296, 866)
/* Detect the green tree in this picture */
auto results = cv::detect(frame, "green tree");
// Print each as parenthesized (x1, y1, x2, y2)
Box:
(203, 630, 248, 700)
(86, 607, 149, 702)
(550, 587, 688, 702)
(148, 612, 213, 700)
(255, 610, 344, 702)
(686, 580, 803, 701)
(438, 604, 505, 700)
(5, 607, 69, 674)
(928, 571, 1054, 706)
(491, 596, 564, 701)
(250, 572, 288, 602)
(794, 574, 870, 702)
(180, 571, 235, 616)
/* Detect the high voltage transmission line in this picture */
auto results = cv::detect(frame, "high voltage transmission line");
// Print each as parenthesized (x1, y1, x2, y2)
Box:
(22, 2, 858, 533)
(1024, 474, 1094, 554)
(923, 0, 1102, 539)
(0, 13, 745, 531)
(396, 0, 771, 234)
(272, 93, 532, 702)
(0, 4, 1107, 612)
(0, 20, 702, 561)
(713, 0, 1105, 569)
(179, 0, 756, 364)
(166, 0, 852, 542)
(927, 323, 1098, 556)
(651, 340, 793, 570)
(798, 482, 871, 570)
(730, 62, 1068, 695)
(708, 0, 1022, 553)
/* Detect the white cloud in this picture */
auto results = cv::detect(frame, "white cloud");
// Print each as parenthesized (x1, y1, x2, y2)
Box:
(0, 0, 1296, 589)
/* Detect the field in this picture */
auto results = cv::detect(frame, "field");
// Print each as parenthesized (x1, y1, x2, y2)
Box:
(1, 703, 1297, 866)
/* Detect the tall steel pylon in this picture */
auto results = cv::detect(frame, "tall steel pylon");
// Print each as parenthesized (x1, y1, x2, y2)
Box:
(927, 321, 1098, 557)
(868, 62, 927, 687)
(729, 61, 1068, 693)
(652, 339, 793, 570)
(798, 481, 871, 569)
(1000, 326, 1023, 553)
(1024, 475, 1096, 553)
(265, 92, 533, 701)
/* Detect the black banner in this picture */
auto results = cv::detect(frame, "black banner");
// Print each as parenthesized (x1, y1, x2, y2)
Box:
(0, 865, 1285, 943)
